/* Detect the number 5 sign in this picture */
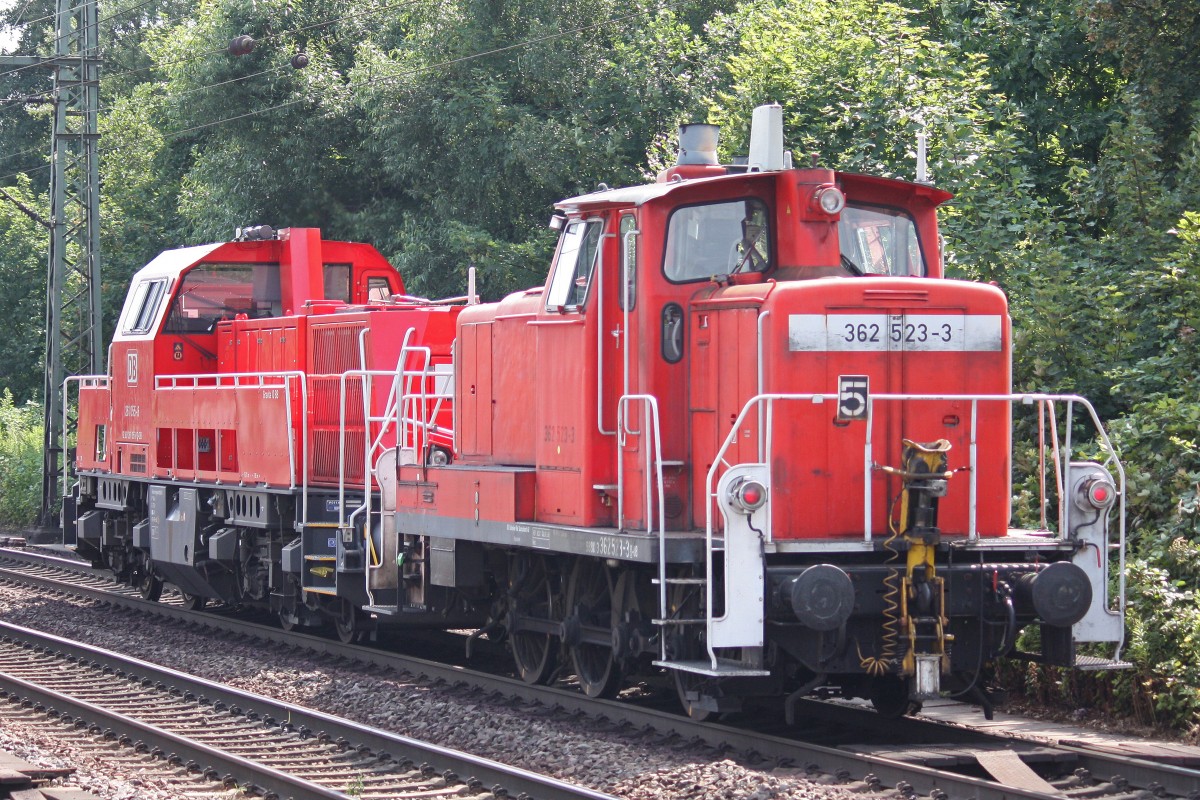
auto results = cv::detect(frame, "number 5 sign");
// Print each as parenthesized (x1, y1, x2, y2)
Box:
(838, 375, 869, 421)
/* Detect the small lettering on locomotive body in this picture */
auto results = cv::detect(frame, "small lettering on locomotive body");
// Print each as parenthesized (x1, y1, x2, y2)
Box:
(123, 404, 140, 418)
(585, 538, 641, 560)
(542, 425, 575, 444)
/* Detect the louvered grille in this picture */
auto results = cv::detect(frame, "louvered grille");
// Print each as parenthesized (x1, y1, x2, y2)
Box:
(308, 322, 370, 484)
(312, 324, 366, 373)
(311, 429, 366, 483)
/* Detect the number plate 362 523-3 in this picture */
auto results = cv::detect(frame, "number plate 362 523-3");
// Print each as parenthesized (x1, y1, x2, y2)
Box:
(787, 314, 1002, 352)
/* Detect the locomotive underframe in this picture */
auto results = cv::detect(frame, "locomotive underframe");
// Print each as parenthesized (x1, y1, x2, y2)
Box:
(65, 472, 491, 640)
(67, 468, 1090, 715)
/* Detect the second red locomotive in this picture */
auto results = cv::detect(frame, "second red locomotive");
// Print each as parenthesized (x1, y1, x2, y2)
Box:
(64, 105, 1128, 719)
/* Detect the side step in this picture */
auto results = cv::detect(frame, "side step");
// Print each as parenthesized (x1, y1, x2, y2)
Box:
(653, 658, 770, 678)
(1075, 655, 1133, 670)
(364, 605, 398, 616)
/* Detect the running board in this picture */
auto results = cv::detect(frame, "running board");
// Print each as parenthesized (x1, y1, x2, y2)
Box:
(653, 658, 770, 677)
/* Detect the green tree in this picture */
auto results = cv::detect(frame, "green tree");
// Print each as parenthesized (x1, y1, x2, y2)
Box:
(350, 0, 715, 298)
(0, 176, 48, 401)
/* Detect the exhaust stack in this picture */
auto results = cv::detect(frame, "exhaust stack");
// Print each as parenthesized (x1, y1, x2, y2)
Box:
(677, 123, 719, 166)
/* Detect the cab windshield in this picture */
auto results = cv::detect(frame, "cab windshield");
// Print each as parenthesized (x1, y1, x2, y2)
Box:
(164, 263, 281, 333)
(838, 204, 925, 277)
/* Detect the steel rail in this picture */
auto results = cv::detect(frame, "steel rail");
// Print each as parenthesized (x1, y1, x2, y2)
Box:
(0, 619, 615, 800)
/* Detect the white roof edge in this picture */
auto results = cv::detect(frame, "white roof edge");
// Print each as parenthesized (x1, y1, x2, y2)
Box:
(555, 172, 744, 211)
(128, 242, 227, 282)
(112, 242, 227, 343)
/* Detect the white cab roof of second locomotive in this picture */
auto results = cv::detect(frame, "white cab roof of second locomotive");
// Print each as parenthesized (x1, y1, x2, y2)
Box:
(129, 242, 225, 283)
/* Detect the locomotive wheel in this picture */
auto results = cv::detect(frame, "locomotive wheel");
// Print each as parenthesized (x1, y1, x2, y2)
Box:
(333, 599, 369, 644)
(868, 675, 923, 718)
(179, 591, 206, 612)
(135, 565, 163, 602)
(566, 559, 622, 699)
(279, 610, 297, 632)
(508, 553, 559, 685)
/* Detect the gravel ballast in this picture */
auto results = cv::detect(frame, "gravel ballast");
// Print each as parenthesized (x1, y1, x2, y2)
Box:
(0, 582, 858, 800)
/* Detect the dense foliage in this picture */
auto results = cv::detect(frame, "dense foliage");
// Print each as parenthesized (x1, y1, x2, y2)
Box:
(3, 0, 1200, 732)
(0, 391, 43, 527)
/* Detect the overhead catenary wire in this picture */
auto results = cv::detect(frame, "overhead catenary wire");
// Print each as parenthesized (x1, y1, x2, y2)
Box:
(0, 0, 426, 86)
(0, 0, 167, 83)
(121, 5, 658, 145)
(0, 0, 431, 171)
(6, 0, 39, 28)
(2, 0, 172, 62)
(0, 160, 50, 188)
(98, 0, 431, 86)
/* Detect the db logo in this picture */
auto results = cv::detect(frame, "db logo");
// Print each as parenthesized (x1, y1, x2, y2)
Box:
(126, 352, 138, 386)
(173, 342, 184, 361)
(837, 375, 869, 421)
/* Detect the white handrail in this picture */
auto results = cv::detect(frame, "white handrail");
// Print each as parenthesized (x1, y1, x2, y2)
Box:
(616, 394, 668, 657)
(703, 391, 1127, 662)
(61, 374, 110, 510)
(154, 372, 309, 507)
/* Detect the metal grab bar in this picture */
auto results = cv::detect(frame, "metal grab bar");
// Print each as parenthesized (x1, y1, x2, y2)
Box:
(61, 374, 111, 513)
(616, 394, 668, 659)
(332, 330, 454, 608)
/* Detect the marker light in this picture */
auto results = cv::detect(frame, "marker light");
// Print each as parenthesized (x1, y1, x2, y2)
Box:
(1080, 474, 1116, 510)
(730, 478, 768, 513)
(813, 185, 846, 215)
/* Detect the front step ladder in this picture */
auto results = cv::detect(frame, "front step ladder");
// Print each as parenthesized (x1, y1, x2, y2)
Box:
(651, 571, 770, 677)
(652, 464, 771, 678)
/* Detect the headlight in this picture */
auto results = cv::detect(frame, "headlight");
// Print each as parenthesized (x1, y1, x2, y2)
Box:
(813, 185, 846, 215)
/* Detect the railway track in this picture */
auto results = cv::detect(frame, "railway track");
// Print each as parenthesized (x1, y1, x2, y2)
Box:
(3, 545, 1199, 800)
(0, 618, 616, 800)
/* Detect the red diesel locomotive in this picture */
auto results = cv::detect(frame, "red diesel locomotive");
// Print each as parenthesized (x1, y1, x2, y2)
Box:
(64, 105, 1127, 719)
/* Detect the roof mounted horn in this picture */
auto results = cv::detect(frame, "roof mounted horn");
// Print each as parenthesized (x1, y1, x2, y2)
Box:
(748, 104, 791, 172)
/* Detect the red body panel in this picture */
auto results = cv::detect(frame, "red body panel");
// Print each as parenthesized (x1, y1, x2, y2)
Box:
(710, 278, 1012, 539)
(86, 229, 463, 490)
(395, 464, 535, 523)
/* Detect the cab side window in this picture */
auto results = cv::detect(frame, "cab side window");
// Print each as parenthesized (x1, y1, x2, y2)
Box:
(546, 219, 602, 310)
(664, 198, 770, 283)
(619, 214, 637, 311)
(121, 278, 169, 335)
(164, 263, 280, 333)
(323, 264, 351, 302)
(367, 276, 392, 302)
